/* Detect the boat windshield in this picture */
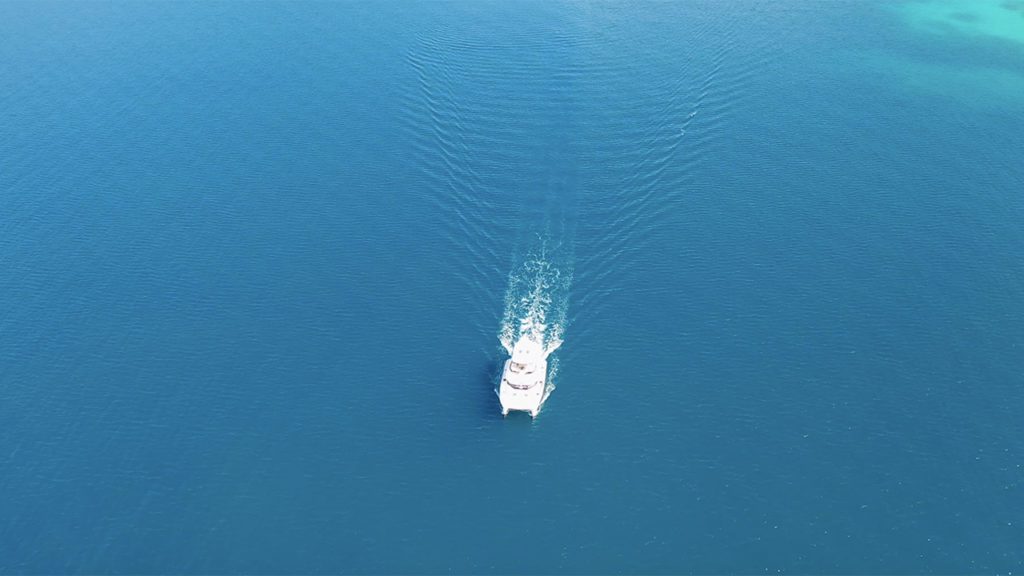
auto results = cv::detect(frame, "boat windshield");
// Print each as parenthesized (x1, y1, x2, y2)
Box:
(509, 362, 534, 374)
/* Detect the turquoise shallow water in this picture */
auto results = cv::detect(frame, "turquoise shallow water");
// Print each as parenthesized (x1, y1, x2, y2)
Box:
(1, 1, 1023, 573)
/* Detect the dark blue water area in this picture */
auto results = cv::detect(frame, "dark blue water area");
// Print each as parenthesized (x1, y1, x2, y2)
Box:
(1, 1, 1022, 573)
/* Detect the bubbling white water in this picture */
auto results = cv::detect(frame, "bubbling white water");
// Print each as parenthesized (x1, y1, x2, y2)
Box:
(499, 241, 571, 359)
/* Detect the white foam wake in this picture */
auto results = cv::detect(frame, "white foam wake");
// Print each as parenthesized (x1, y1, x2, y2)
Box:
(499, 240, 571, 359)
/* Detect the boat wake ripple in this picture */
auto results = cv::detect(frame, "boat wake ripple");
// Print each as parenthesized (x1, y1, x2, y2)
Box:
(500, 238, 572, 356)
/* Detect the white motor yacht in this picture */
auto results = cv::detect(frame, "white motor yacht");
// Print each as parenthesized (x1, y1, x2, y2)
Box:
(498, 334, 547, 417)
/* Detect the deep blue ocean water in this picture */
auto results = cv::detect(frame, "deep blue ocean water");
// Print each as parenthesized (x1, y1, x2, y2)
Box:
(1, 1, 1022, 573)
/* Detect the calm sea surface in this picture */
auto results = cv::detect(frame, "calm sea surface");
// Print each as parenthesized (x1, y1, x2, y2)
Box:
(2, 1, 1022, 573)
